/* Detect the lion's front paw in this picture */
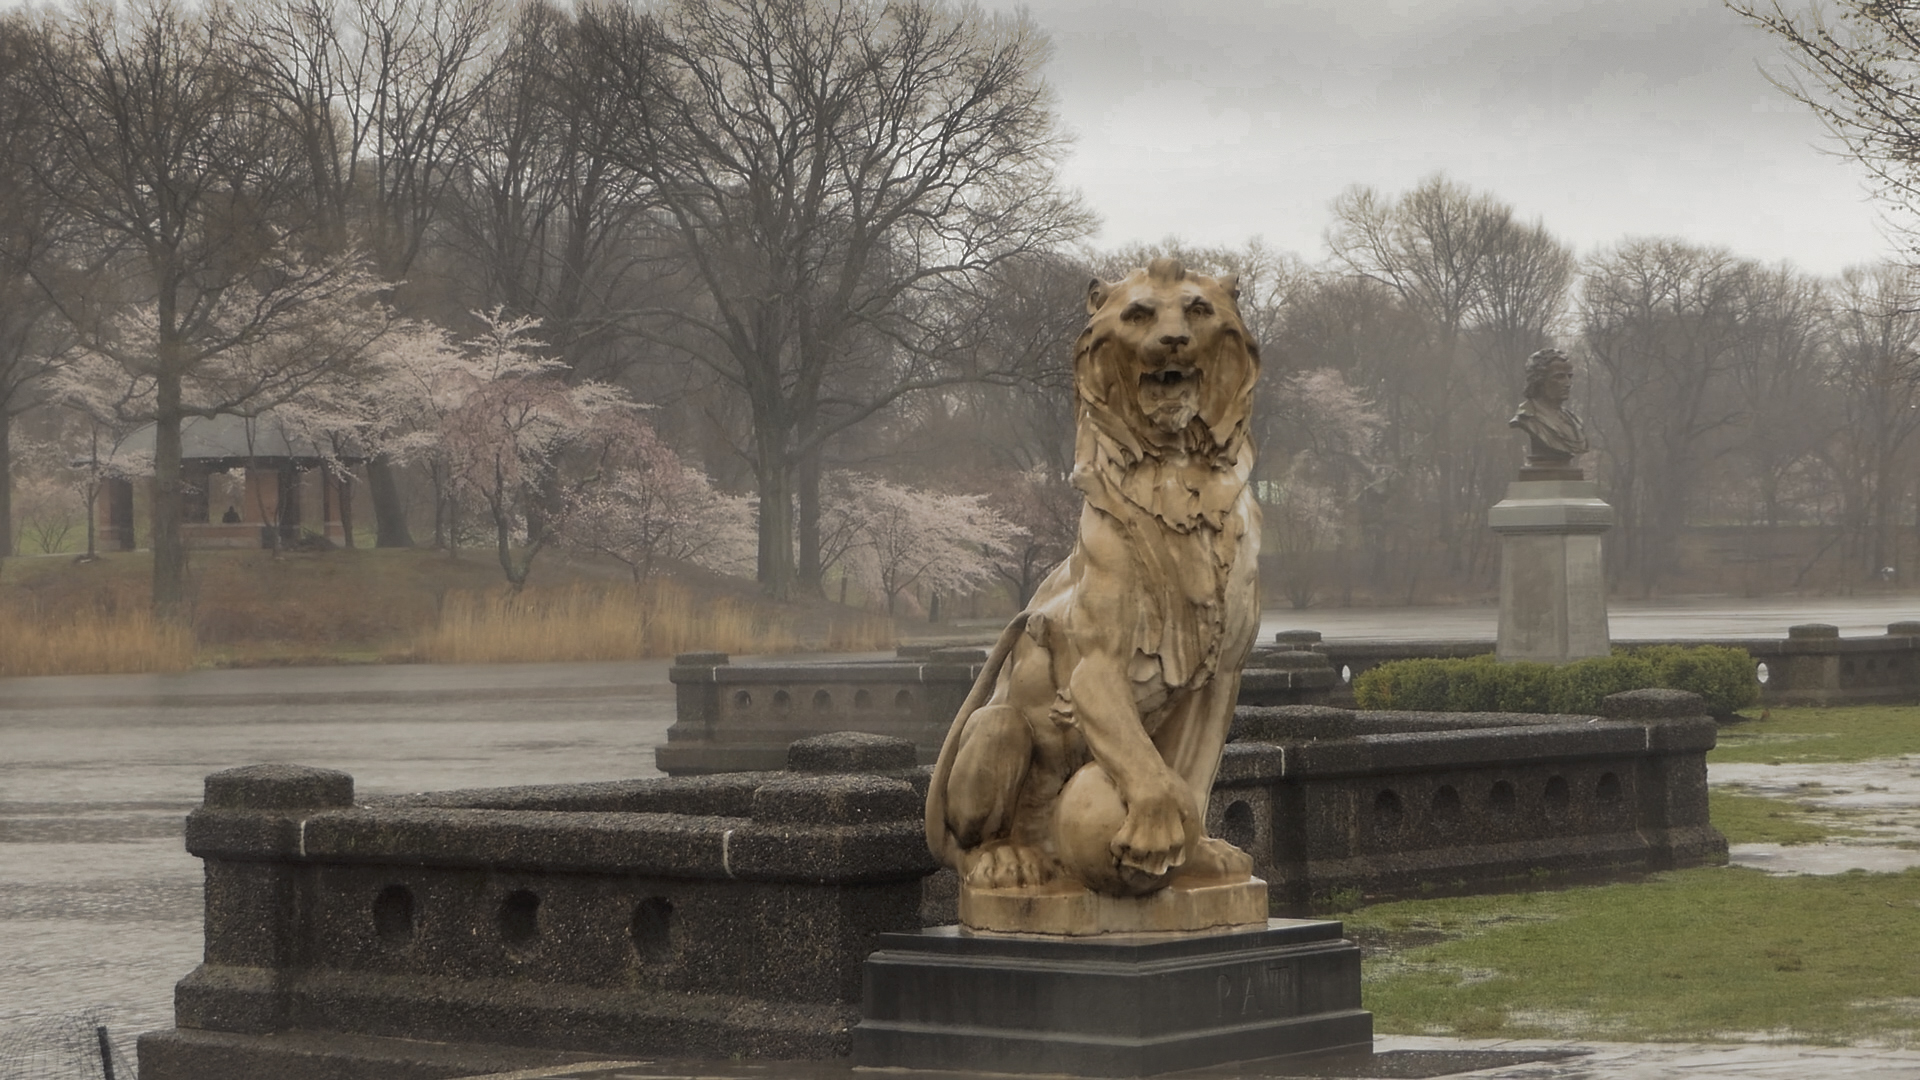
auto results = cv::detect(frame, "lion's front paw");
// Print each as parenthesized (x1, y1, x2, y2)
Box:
(963, 841, 1058, 890)
(1172, 836, 1254, 884)
(1110, 783, 1194, 879)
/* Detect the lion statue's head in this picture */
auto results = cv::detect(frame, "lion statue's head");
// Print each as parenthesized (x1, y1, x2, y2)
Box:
(1073, 257, 1260, 463)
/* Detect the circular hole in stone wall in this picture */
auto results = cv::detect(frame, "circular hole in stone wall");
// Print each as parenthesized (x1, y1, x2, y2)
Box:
(732, 689, 752, 708)
(1544, 775, 1569, 809)
(812, 689, 832, 711)
(894, 689, 914, 711)
(1489, 780, 1517, 813)
(771, 689, 791, 714)
(1431, 785, 1462, 820)
(854, 689, 872, 708)
(1597, 772, 1623, 803)
(1373, 789, 1403, 826)
(498, 890, 540, 945)
(372, 884, 414, 943)
(631, 896, 673, 964)
(1221, 800, 1257, 853)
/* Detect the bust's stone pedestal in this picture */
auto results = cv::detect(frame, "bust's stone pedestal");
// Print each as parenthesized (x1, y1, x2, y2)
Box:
(1490, 476, 1614, 663)
(854, 919, 1371, 1077)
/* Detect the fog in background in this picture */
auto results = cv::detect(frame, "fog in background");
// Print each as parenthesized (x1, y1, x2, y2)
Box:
(1025, 0, 1887, 274)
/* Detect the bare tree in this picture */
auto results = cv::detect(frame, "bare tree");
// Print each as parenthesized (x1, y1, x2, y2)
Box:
(1325, 175, 1574, 585)
(446, 1, 652, 383)
(0, 15, 72, 559)
(582, 0, 1090, 599)
(1721, 263, 1833, 532)
(1729, 1, 1920, 244)
(1581, 238, 1759, 594)
(1826, 263, 1920, 575)
(233, 0, 501, 547)
(22, 0, 386, 614)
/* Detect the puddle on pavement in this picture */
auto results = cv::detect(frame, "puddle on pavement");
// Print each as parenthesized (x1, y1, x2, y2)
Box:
(1727, 843, 1920, 875)
(1712, 757, 1920, 875)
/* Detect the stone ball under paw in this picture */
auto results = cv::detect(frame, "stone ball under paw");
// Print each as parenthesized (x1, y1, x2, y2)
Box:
(1053, 762, 1174, 897)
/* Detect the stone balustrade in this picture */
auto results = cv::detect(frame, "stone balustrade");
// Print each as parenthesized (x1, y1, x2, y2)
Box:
(139, 734, 936, 1080)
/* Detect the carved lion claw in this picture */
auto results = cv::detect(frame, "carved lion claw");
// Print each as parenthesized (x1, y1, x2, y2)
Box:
(962, 840, 1057, 889)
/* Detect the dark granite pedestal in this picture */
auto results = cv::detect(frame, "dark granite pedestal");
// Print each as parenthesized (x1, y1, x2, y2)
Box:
(854, 918, 1372, 1077)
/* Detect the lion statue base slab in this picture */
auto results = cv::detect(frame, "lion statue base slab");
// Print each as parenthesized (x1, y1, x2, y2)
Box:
(959, 876, 1269, 937)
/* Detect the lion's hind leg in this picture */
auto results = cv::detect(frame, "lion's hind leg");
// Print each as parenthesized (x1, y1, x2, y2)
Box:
(945, 702, 1029, 850)
(945, 702, 1062, 889)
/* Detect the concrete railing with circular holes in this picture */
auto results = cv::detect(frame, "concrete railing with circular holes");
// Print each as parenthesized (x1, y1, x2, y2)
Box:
(140, 733, 938, 1080)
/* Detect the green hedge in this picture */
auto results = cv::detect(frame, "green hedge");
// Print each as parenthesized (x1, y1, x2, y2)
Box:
(1351, 644, 1759, 716)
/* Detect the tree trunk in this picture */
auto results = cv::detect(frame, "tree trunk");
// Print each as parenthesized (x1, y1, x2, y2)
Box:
(339, 472, 355, 549)
(796, 448, 822, 595)
(367, 455, 414, 547)
(756, 451, 795, 601)
(0, 411, 12, 559)
(151, 374, 187, 619)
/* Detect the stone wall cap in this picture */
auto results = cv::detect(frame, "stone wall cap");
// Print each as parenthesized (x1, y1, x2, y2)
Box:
(674, 651, 731, 665)
(787, 731, 918, 773)
(204, 764, 354, 809)
(1787, 623, 1841, 639)
(1272, 629, 1323, 646)
(926, 647, 988, 663)
(1599, 688, 1708, 720)
(1245, 650, 1333, 671)
(752, 773, 920, 825)
(1889, 621, 1920, 637)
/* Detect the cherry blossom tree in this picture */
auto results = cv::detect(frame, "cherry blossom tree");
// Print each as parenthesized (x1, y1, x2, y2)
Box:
(561, 429, 755, 582)
(20, 0, 393, 613)
(822, 473, 1013, 616)
(354, 309, 646, 587)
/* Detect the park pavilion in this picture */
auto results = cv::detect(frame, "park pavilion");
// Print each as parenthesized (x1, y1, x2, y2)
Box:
(93, 413, 365, 550)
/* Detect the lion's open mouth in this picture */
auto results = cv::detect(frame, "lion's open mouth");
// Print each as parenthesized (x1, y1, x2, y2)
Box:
(1142, 367, 1197, 389)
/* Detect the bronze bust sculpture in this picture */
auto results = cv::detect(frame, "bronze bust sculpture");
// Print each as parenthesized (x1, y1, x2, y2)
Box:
(1510, 347, 1587, 472)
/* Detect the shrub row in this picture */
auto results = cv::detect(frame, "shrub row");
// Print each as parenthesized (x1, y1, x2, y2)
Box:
(1351, 644, 1759, 716)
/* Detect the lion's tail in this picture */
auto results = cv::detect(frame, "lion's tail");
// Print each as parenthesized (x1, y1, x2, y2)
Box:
(924, 611, 1029, 872)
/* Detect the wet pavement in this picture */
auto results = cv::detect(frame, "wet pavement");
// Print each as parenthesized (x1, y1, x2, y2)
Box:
(1257, 594, 1920, 642)
(7, 599, 1920, 1073)
(0, 660, 684, 1041)
(460, 1037, 1920, 1079)
(1712, 755, 1920, 875)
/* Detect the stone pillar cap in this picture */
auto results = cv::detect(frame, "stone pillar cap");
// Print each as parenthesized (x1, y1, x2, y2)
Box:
(788, 731, 918, 773)
(1599, 688, 1707, 721)
(204, 764, 354, 809)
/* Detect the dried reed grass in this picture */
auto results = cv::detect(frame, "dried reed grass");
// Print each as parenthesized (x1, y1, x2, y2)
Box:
(413, 581, 808, 663)
(825, 612, 897, 652)
(0, 606, 194, 676)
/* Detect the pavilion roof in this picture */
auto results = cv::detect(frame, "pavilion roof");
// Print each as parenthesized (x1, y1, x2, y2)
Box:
(115, 413, 364, 464)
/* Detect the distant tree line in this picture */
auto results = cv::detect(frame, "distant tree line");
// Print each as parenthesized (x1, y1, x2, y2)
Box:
(2, 0, 1919, 617)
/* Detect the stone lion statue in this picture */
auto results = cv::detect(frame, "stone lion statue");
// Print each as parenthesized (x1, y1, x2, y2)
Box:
(925, 257, 1262, 900)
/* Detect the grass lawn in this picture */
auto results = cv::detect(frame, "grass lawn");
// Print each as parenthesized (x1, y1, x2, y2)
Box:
(1712, 706, 1920, 764)
(1347, 866, 1920, 1044)
(1350, 704, 1920, 1044)
(1707, 788, 1873, 846)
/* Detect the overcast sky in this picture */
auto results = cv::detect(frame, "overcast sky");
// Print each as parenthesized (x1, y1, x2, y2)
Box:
(1015, 0, 1894, 277)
